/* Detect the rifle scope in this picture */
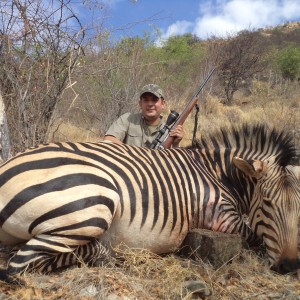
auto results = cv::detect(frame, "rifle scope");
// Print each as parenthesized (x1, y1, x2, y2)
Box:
(148, 110, 179, 149)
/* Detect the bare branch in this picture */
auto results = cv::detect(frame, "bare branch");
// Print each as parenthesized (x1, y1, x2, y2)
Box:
(0, 0, 85, 153)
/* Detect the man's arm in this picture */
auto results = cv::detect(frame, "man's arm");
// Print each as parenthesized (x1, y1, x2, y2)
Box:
(103, 135, 123, 144)
(103, 113, 130, 144)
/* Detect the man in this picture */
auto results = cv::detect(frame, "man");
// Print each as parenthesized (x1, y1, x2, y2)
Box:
(103, 84, 184, 148)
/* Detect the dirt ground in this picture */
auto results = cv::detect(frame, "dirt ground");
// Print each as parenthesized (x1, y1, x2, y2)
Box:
(0, 246, 299, 300)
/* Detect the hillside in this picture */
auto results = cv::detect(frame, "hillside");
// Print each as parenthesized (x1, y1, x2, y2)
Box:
(0, 19, 299, 300)
(48, 22, 300, 154)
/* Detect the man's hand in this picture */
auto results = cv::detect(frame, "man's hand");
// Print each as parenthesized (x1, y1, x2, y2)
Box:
(169, 125, 184, 148)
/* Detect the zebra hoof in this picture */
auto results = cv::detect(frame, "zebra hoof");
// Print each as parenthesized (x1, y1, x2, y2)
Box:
(0, 269, 24, 285)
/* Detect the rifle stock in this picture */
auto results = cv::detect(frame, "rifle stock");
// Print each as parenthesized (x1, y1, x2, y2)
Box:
(161, 67, 216, 149)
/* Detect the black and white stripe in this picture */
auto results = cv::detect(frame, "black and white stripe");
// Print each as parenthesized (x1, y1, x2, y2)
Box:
(0, 124, 299, 282)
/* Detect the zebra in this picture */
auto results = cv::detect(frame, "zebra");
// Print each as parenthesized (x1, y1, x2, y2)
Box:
(0, 124, 299, 283)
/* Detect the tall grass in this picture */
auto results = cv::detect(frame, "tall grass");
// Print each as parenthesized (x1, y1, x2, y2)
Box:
(50, 78, 300, 153)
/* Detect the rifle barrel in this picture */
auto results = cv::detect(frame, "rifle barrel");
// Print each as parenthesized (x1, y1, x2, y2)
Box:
(161, 67, 216, 149)
(193, 67, 216, 99)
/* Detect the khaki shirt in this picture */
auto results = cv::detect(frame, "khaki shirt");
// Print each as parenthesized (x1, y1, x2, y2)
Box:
(105, 112, 166, 147)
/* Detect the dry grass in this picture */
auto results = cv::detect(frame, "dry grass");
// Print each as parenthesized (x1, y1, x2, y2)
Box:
(47, 99, 264, 147)
(48, 121, 102, 143)
(49, 80, 300, 151)
(1, 246, 300, 300)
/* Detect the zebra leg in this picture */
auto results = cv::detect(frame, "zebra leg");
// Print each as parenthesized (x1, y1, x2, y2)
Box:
(237, 220, 263, 247)
(41, 238, 111, 273)
(5, 236, 72, 277)
(214, 212, 262, 247)
(0, 269, 22, 284)
(2, 236, 111, 281)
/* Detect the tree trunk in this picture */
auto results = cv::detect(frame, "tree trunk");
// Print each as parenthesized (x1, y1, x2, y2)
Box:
(0, 92, 11, 162)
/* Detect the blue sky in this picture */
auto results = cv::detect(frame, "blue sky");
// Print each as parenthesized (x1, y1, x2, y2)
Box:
(77, 0, 300, 42)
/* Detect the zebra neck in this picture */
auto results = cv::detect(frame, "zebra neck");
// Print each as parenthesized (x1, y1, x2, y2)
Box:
(190, 149, 254, 214)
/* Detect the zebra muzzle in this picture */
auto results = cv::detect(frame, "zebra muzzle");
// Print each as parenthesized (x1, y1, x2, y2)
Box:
(271, 258, 300, 274)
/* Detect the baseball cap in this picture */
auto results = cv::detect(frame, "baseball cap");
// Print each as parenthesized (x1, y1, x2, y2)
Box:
(140, 84, 165, 99)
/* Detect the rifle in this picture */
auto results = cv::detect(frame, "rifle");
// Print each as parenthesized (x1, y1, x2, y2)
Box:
(149, 67, 216, 149)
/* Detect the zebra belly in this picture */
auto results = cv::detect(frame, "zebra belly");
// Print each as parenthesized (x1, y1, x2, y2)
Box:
(0, 228, 25, 245)
(99, 218, 189, 254)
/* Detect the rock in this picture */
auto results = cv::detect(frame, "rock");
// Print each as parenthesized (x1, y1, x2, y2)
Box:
(179, 229, 243, 268)
(107, 294, 133, 300)
(0, 293, 18, 300)
(79, 284, 98, 297)
(0, 293, 9, 300)
(182, 280, 211, 299)
(268, 292, 284, 299)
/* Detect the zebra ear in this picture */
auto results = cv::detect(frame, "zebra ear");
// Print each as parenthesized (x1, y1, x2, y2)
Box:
(233, 157, 267, 178)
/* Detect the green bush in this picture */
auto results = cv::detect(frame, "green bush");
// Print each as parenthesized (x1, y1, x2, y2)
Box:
(275, 45, 300, 80)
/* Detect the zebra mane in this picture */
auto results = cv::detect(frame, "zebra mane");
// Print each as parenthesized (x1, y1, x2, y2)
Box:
(187, 123, 299, 167)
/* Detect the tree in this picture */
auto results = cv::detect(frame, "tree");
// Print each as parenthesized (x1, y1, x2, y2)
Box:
(208, 30, 266, 104)
(0, 91, 11, 161)
(0, 0, 84, 154)
(60, 34, 153, 135)
(159, 34, 205, 86)
(274, 45, 300, 80)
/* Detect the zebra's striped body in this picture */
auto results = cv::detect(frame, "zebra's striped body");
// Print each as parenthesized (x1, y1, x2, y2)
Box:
(0, 124, 299, 281)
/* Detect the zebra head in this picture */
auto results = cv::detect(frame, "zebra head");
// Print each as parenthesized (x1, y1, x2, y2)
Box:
(233, 157, 300, 274)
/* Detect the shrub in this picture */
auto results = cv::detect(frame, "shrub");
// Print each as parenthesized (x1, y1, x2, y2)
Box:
(274, 45, 300, 80)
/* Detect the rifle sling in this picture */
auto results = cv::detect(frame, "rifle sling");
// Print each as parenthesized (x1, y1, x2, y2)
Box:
(192, 104, 200, 147)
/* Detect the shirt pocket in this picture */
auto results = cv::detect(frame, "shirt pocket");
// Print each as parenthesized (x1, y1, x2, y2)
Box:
(124, 125, 144, 146)
(127, 125, 143, 137)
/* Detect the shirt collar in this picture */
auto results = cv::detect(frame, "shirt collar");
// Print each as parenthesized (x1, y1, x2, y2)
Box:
(141, 114, 163, 128)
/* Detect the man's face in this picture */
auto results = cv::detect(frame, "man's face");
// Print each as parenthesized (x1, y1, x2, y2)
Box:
(139, 93, 166, 121)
